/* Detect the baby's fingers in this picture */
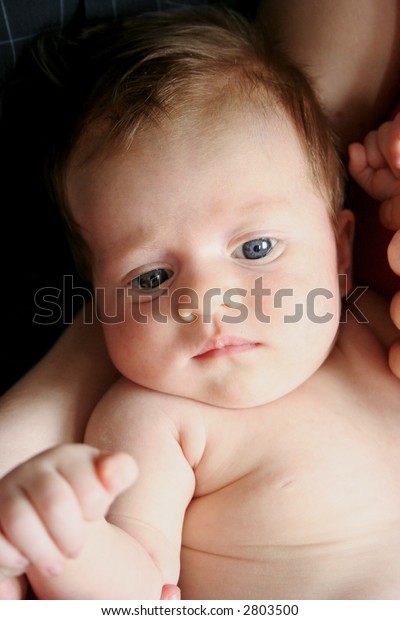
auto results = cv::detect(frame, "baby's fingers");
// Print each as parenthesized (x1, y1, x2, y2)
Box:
(25, 468, 85, 559)
(0, 529, 29, 579)
(55, 447, 138, 521)
(95, 452, 138, 497)
(0, 576, 27, 600)
(0, 488, 66, 577)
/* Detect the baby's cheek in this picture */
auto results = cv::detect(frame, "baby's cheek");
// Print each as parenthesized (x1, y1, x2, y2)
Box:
(102, 321, 139, 380)
(103, 319, 168, 386)
(305, 286, 340, 326)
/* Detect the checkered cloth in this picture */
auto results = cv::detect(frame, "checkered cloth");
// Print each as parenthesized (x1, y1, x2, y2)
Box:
(0, 0, 255, 394)
(0, 0, 247, 91)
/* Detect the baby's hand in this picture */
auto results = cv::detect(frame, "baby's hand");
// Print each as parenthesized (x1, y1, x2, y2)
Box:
(0, 444, 137, 583)
(0, 575, 28, 600)
(348, 112, 400, 228)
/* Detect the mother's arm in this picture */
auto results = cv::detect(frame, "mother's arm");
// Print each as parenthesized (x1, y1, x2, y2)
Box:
(0, 303, 118, 478)
(257, 0, 400, 146)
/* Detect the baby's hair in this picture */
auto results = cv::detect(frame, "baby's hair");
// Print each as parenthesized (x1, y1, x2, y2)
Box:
(33, 7, 344, 280)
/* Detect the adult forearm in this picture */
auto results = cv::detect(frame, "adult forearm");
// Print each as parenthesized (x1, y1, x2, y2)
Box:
(0, 305, 118, 476)
(27, 519, 167, 600)
(257, 0, 400, 145)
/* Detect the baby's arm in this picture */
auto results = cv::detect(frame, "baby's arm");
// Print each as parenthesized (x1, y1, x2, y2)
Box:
(348, 114, 400, 376)
(0, 445, 136, 593)
(0, 307, 119, 599)
(26, 379, 198, 599)
(0, 445, 137, 576)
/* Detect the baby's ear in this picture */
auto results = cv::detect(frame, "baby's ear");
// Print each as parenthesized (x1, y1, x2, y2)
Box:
(336, 209, 355, 295)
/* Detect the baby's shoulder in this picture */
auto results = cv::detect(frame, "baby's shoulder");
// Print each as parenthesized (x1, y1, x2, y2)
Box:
(86, 377, 207, 466)
(90, 376, 199, 424)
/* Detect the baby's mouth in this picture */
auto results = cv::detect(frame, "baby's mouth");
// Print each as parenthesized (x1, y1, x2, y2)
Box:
(193, 336, 259, 359)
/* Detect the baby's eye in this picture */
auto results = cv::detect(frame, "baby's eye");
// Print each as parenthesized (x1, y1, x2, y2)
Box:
(232, 238, 277, 260)
(131, 268, 173, 290)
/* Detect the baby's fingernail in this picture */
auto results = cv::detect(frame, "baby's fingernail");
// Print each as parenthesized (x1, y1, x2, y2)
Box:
(381, 200, 393, 225)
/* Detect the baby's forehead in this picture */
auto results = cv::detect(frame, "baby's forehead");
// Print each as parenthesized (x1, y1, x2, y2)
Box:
(66, 102, 330, 246)
(69, 99, 304, 174)
(67, 104, 318, 226)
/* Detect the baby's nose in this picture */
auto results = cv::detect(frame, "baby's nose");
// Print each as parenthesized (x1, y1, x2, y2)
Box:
(176, 287, 224, 322)
(177, 287, 245, 324)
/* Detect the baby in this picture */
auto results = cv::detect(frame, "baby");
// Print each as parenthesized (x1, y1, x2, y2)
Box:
(1, 7, 400, 600)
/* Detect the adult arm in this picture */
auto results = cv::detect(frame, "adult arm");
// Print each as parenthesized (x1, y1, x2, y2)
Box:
(257, 0, 400, 146)
(0, 303, 118, 478)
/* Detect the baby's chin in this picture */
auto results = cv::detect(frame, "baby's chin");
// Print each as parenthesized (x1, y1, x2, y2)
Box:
(159, 378, 309, 411)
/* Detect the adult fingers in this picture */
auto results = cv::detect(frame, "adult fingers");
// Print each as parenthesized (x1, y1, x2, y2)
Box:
(390, 290, 400, 330)
(387, 230, 400, 275)
(389, 339, 400, 380)
(380, 195, 400, 230)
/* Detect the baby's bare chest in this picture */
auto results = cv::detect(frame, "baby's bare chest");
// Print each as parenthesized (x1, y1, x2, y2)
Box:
(180, 369, 400, 598)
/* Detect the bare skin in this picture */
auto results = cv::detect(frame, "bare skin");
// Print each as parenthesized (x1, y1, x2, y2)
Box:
(0, 0, 398, 483)
(348, 112, 400, 377)
(97, 312, 400, 600)
(177, 315, 400, 598)
(1, 105, 399, 600)
(257, 0, 400, 146)
(1, 0, 400, 599)
(2, 304, 400, 599)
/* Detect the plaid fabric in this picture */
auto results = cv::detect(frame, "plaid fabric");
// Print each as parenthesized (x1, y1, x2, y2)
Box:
(0, 0, 246, 91)
(0, 0, 253, 394)
(0, 0, 78, 88)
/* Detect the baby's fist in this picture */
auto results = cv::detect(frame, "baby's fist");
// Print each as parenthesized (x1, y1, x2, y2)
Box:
(0, 444, 137, 579)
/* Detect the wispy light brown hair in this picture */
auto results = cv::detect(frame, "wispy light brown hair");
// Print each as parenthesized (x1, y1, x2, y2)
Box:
(34, 7, 344, 280)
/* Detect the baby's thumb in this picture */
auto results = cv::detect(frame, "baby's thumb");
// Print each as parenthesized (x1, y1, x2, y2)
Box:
(95, 452, 138, 497)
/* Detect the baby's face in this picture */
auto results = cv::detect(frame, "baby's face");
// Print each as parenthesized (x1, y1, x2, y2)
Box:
(67, 109, 350, 408)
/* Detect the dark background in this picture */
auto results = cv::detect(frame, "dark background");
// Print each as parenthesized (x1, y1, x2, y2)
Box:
(0, 0, 259, 394)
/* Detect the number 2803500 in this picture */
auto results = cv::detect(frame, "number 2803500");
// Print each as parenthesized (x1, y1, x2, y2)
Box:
(243, 605, 299, 616)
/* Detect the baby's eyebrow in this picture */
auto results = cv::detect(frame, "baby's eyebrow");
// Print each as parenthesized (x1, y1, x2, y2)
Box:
(95, 237, 161, 276)
(237, 196, 292, 212)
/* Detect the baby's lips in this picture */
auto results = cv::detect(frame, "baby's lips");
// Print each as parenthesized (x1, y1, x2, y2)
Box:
(195, 335, 255, 357)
